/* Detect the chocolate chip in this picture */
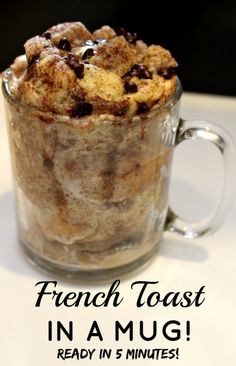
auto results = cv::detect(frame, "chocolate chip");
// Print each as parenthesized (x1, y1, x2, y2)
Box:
(158, 67, 176, 79)
(65, 54, 84, 78)
(57, 38, 71, 51)
(114, 109, 127, 117)
(116, 27, 137, 44)
(84, 40, 94, 46)
(94, 38, 107, 44)
(82, 48, 95, 60)
(137, 102, 150, 114)
(73, 102, 93, 118)
(43, 158, 54, 169)
(128, 33, 137, 44)
(124, 80, 138, 94)
(43, 32, 51, 40)
(28, 54, 39, 66)
(129, 64, 152, 79)
(116, 27, 127, 37)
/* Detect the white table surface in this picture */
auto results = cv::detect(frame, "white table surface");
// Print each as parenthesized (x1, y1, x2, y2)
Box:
(0, 91, 236, 365)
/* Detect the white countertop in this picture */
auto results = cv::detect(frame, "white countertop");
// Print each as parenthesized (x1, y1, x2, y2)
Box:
(0, 92, 236, 365)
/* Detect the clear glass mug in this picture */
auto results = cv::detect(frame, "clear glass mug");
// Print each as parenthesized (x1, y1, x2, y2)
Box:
(2, 69, 235, 280)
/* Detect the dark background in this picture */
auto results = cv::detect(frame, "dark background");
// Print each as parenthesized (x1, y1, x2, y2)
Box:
(1, 0, 236, 96)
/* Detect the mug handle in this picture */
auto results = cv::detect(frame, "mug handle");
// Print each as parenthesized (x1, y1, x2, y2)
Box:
(165, 118, 235, 238)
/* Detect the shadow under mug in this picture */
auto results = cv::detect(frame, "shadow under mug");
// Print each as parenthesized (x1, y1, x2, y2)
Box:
(2, 70, 235, 280)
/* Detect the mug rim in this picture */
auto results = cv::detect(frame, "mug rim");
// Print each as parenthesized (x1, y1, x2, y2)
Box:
(2, 67, 183, 122)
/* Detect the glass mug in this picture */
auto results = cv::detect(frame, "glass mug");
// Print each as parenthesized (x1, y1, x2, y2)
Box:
(2, 69, 234, 280)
